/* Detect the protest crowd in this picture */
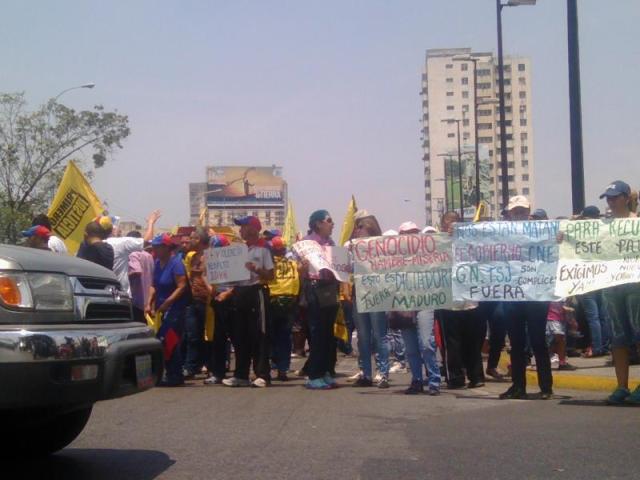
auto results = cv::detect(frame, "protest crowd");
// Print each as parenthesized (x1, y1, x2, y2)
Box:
(19, 178, 640, 406)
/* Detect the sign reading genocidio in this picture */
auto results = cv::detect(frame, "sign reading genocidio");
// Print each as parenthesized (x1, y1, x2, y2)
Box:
(555, 218, 640, 297)
(452, 221, 561, 302)
(352, 233, 453, 312)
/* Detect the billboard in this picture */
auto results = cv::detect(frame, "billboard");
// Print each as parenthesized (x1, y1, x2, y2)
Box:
(205, 166, 285, 205)
(443, 145, 492, 219)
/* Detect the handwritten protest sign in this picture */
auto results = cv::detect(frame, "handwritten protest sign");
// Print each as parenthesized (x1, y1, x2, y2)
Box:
(292, 240, 351, 282)
(352, 233, 453, 312)
(452, 221, 560, 301)
(555, 218, 640, 297)
(206, 244, 250, 284)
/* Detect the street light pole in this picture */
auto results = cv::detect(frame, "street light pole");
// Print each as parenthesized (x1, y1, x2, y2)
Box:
(455, 119, 464, 220)
(53, 83, 96, 102)
(567, 0, 585, 214)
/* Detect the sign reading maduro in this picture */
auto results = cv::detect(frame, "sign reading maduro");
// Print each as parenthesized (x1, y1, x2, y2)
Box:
(555, 218, 640, 297)
(352, 233, 453, 313)
(452, 221, 560, 301)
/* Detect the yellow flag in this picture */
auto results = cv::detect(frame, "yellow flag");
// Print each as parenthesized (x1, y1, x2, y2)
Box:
(282, 200, 298, 246)
(333, 305, 349, 342)
(47, 161, 104, 254)
(473, 200, 489, 222)
(338, 195, 358, 246)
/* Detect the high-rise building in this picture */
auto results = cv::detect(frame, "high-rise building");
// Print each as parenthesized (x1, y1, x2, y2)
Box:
(189, 165, 287, 230)
(421, 48, 534, 226)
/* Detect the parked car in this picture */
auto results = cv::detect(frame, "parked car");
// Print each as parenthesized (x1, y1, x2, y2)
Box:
(0, 245, 163, 456)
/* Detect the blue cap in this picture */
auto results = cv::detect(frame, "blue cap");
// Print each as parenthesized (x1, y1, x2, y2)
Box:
(600, 180, 631, 199)
(581, 205, 600, 219)
(531, 208, 548, 220)
(151, 233, 173, 247)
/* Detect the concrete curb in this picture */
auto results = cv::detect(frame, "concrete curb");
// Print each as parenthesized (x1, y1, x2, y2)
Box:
(496, 353, 639, 393)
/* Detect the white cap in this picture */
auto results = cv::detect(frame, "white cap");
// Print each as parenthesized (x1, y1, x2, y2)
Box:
(398, 221, 419, 233)
(422, 226, 437, 233)
(382, 229, 398, 236)
(507, 195, 530, 211)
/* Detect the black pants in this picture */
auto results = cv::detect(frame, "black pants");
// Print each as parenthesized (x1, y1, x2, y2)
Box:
(231, 286, 271, 381)
(211, 296, 234, 378)
(438, 309, 486, 386)
(503, 301, 553, 394)
(305, 283, 339, 380)
(477, 302, 508, 370)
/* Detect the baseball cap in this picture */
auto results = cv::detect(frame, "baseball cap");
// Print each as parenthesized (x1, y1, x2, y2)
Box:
(21, 225, 51, 239)
(398, 221, 420, 234)
(151, 233, 174, 247)
(507, 195, 531, 211)
(599, 180, 631, 199)
(531, 208, 548, 220)
(581, 205, 601, 219)
(210, 234, 230, 248)
(234, 216, 262, 231)
(422, 226, 437, 234)
(262, 229, 281, 239)
(382, 229, 398, 236)
(270, 236, 286, 252)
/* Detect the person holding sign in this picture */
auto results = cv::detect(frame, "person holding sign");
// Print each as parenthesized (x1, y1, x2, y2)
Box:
(596, 181, 640, 405)
(222, 216, 274, 388)
(499, 196, 553, 400)
(298, 210, 341, 390)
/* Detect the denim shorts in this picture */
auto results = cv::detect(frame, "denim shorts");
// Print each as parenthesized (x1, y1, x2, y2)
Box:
(601, 283, 640, 348)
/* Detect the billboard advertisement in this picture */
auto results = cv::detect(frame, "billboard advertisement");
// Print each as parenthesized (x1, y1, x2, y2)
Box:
(443, 145, 492, 219)
(206, 166, 285, 205)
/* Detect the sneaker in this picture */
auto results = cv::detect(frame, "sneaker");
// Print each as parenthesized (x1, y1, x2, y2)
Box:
(347, 371, 363, 382)
(305, 378, 331, 390)
(624, 385, 640, 405)
(427, 386, 441, 396)
(377, 377, 390, 389)
(323, 373, 338, 388)
(203, 375, 223, 385)
(558, 363, 577, 371)
(182, 369, 196, 380)
(540, 391, 553, 400)
(607, 387, 631, 405)
(277, 371, 289, 382)
(374, 373, 383, 383)
(499, 385, 527, 400)
(389, 362, 407, 374)
(550, 354, 560, 365)
(404, 380, 424, 395)
(252, 378, 269, 388)
(353, 377, 373, 387)
(222, 377, 251, 387)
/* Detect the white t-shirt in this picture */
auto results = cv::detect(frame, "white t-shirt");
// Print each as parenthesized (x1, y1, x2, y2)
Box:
(48, 235, 68, 254)
(236, 245, 274, 286)
(106, 237, 144, 293)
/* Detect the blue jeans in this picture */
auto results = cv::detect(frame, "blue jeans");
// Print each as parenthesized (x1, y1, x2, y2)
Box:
(579, 291, 611, 354)
(401, 310, 441, 389)
(355, 310, 390, 379)
(183, 301, 206, 374)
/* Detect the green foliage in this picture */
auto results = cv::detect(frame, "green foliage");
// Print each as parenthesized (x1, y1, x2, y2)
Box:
(0, 93, 130, 243)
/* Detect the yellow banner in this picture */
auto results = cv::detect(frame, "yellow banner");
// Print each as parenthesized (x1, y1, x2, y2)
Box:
(338, 195, 358, 246)
(47, 161, 104, 254)
(282, 200, 298, 247)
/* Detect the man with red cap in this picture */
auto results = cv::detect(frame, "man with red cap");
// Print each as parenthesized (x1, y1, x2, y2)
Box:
(223, 216, 274, 388)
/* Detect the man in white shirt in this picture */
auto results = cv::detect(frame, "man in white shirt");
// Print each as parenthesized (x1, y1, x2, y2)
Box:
(104, 210, 161, 294)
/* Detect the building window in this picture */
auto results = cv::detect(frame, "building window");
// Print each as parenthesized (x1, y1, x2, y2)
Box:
(463, 132, 470, 140)
(446, 77, 454, 83)
(462, 104, 469, 112)
(523, 187, 530, 195)
(463, 119, 470, 127)
(461, 63, 468, 71)
(519, 91, 527, 99)
(446, 63, 453, 69)
(447, 133, 455, 138)
(461, 77, 469, 85)
(462, 91, 469, 98)
(446, 105, 454, 111)
(478, 137, 493, 143)
(518, 63, 526, 72)
(508, 161, 515, 168)
(478, 109, 492, 116)
(478, 82, 492, 89)
(519, 77, 526, 85)
(478, 123, 492, 130)
(446, 91, 454, 96)
(520, 118, 528, 126)
(522, 174, 529, 181)
(504, 78, 511, 86)
(521, 146, 529, 154)
(489, 149, 493, 156)
(520, 132, 528, 141)
(478, 68, 491, 76)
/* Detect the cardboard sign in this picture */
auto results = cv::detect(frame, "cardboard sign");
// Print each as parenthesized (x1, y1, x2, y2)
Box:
(292, 240, 351, 282)
(205, 244, 250, 284)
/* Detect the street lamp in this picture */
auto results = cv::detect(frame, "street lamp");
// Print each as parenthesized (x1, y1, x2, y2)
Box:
(441, 119, 464, 220)
(53, 83, 96, 101)
(496, 0, 536, 210)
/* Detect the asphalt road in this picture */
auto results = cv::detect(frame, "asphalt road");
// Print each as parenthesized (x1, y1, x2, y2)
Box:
(10, 356, 640, 480)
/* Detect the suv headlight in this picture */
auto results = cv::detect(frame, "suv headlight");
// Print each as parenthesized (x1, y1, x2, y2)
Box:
(0, 272, 73, 311)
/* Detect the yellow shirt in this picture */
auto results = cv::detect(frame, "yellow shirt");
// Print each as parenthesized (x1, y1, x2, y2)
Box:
(268, 255, 300, 297)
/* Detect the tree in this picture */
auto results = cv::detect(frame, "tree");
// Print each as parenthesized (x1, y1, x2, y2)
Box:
(0, 93, 130, 243)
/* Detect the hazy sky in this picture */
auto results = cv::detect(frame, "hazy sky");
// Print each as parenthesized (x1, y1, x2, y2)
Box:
(2, 1, 638, 232)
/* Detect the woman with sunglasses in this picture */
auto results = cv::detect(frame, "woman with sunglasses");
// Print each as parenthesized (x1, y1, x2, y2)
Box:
(299, 210, 341, 390)
(350, 213, 391, 388)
